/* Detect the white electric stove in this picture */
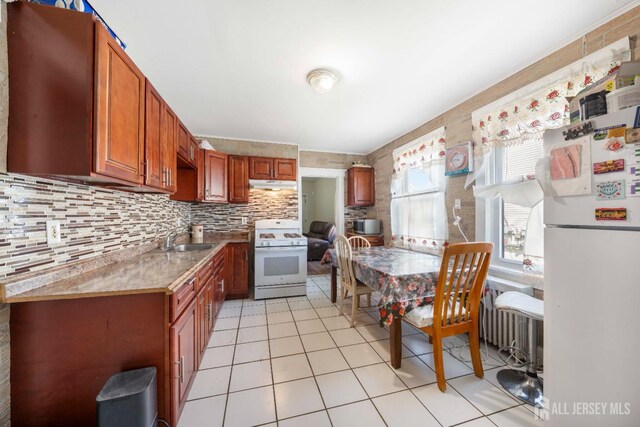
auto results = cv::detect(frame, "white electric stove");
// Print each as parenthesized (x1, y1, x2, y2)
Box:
(253, 220, 308, 299)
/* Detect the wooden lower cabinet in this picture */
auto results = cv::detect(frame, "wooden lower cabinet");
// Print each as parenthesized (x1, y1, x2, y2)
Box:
(226, 243, 249, 299)
(9, 244, 251, 426)
(170, 299, 198, 426)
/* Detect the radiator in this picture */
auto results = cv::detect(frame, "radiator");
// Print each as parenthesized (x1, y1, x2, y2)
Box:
(480, 279, 533, 354)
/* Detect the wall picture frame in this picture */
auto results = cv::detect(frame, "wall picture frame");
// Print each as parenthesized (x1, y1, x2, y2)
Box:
(445, 141, 473, 176)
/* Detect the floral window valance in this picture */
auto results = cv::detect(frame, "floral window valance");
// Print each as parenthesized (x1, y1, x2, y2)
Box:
(392, 126, 446, 177)
(472, 37, 630, 152)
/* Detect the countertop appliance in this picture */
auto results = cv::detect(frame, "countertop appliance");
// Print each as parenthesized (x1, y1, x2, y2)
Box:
(353, 219, 381, 235)
(543, 107, 640, 426)
(253, 219, 307, 299)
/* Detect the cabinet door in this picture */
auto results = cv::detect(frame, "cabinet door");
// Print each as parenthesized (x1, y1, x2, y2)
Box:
(170, 299, 197, 425)
(347, 167, 375, 207)
(204, 151, 228, 203)
(228, 155, 249, 203)
(249, 157, 273, 180)
(177, 122, 189, 160)
(161, 104, 177, 192)
(227, 243, 249, 298)
(144, 83, 163, 189)
(196, 287, 207, 364)
(273, 158, 297, 181)
(94, 24, 145, 184)
(189, 137, 199, 165)
(207, 276, 216, 335)
(197, 148, 205, 201)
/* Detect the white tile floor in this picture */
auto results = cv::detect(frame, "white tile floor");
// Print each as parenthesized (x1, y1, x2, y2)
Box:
(178, 274, 543, 427)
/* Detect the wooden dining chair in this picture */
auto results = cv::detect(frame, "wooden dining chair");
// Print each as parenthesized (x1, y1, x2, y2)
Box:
(347, 235, 371, 250)
(335, 234, 374, 327)
(402, 242, 493, 392)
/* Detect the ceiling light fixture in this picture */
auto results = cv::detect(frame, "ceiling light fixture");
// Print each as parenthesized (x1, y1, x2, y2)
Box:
(307, 69, 338, 94)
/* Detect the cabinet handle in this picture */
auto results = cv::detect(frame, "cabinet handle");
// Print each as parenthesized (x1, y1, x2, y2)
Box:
(179, 356, 185, 383)
(145, 161, 149, 179)
(221, 279, 224, 293)
(245, 251, 248, 261)
(169, 168, 172, 187)
(208, 302, 212, 322)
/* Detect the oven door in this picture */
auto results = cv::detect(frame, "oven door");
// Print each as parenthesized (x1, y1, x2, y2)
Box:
(254, 246, 307, 286)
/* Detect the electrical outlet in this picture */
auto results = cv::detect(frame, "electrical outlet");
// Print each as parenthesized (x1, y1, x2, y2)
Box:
(454, 199, 461, 209)
(46, 220, 61, 245)
(241, 217, 248, 225)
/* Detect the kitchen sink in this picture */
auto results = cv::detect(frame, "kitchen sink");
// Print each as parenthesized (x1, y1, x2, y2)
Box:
(171, 244, 215, 252)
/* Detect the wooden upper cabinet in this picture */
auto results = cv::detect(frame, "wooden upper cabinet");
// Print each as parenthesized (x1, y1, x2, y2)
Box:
(94, 24, 145, 185)
(161, 104, 178, 192)
(144, 83, 164, 189)
(189, 137, 200, 165)
(204, 151, 228, 203)
(228, 155, 249, 204)
(249, 156, 297, 181)
(274, 158, 297, 181)
(347, 166, 375, 207)
(249, 157, 273, 180)
(145, 82, 177, 193)
(177, 122, 189, 161)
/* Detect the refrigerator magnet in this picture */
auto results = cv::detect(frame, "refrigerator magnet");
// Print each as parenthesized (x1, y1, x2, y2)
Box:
(595, 207, 627, 221)
(593, 159, 625, 174)
(549, 145, 581, 180)
(625, 128, 640, 144)
(595, 180, 625, 200)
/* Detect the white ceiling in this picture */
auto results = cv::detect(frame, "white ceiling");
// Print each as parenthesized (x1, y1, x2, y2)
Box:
(91, 0, 638, 154)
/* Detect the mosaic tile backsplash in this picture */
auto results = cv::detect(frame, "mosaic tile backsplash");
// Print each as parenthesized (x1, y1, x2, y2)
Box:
(191, 189, 299, 232)
(0, 173, 191, 278)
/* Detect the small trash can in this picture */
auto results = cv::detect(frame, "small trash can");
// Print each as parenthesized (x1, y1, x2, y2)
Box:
(96, 367, 158, 427)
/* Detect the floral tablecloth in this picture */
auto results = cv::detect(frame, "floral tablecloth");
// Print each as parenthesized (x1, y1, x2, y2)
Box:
(322, 247, 441, 326)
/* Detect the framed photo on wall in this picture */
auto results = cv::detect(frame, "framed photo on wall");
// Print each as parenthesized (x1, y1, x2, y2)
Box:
(445, 141, 474, 176)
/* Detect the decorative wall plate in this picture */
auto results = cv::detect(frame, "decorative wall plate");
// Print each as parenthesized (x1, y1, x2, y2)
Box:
(445, 141, 473, 176)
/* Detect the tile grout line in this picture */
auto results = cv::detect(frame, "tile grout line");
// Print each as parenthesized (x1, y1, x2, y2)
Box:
(190, 276, 523, 427)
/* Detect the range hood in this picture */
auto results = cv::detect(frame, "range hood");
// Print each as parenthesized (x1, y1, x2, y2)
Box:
(249, 179, 297, 191)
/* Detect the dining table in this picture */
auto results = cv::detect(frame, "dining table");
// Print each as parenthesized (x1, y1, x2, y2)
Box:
(322, 246, 443, 369)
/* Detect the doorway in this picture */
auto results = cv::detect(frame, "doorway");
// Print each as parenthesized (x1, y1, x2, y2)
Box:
(298, 167, 346, 275)
(301, 177, 337, 233)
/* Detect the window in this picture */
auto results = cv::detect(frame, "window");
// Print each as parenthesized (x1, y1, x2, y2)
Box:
(390, 127, 448, 254)
(491, 140, 544, 265)
(499, 139, 543, 262)
(472, 37, 630, 282)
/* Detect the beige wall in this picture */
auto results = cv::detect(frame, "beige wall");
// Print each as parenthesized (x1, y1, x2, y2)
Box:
(199, 136, 298, 159)
(367, 6, 640, 245)
(299, 150, 367, 169)
(301, 178, 336, 232)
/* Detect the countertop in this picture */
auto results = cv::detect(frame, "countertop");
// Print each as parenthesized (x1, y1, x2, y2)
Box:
(0, 233, 250, 303)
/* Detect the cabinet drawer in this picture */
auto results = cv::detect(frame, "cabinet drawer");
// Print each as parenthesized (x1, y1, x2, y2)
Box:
(171, 276, 197, 322)
(198, 258, 214, 286)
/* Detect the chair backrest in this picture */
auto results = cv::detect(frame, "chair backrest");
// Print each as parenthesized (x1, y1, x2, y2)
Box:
(348, 235, 371, 250)
(334, 234, 357, 290)
(433, 242, 493, 328)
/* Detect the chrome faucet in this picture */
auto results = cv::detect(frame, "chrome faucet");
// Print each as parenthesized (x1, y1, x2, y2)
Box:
(162, 231, 179, 251)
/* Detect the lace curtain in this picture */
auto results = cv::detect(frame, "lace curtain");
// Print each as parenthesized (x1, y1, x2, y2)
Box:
(472, 38, 630, 152)
(390, 126, 448, 254)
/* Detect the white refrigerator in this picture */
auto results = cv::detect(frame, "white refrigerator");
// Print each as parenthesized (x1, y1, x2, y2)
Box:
(543, 107, 640, 426)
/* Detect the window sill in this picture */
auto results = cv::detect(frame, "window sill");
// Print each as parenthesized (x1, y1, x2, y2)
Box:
(487, 263, 542, 292)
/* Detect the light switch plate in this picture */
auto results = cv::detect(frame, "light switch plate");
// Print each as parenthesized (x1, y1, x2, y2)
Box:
(241, 217, 248, 225)
(454, 199, 461, 209)
(46, 220, 61, 245)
